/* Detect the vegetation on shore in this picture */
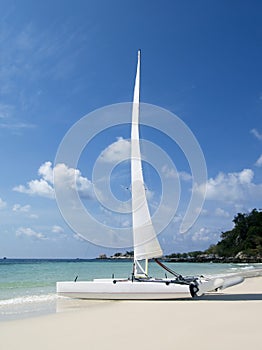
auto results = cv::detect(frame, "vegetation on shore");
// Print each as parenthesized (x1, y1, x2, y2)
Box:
(99, 209, 262, 263)
(166, 209, 262, 263)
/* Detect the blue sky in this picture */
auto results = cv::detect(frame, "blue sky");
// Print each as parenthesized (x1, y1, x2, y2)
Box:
(0, 0, 262, 258)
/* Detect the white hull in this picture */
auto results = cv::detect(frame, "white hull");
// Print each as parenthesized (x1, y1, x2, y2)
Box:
(55, 53, 247, 301)
(57, 274, 245, 300)
(57, 279, 191, 300)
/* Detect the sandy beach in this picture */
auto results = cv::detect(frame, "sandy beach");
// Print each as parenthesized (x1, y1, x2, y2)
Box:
(1, 276, 261, 350)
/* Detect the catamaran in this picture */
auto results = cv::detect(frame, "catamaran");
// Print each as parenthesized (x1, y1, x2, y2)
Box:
(56, 51, 244, 299)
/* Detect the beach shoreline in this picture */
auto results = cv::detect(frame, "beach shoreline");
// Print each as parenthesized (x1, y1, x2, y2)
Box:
(0, 276, 261, 350)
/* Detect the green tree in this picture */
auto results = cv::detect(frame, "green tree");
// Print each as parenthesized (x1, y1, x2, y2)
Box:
(212, 209, 262, 257)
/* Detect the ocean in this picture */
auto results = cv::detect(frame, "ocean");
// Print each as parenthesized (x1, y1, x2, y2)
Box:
(1, 259, 261, 321)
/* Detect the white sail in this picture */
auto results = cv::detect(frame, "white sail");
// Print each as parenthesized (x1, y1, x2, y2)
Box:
(131, 50, 163, 261)
(56, 50, 246, 300)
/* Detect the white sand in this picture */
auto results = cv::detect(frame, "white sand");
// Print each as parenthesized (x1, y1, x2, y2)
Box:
(1, 277, 261, 350)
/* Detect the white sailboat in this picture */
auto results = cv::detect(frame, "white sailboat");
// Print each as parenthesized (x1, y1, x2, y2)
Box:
(56, 51, 244, 299)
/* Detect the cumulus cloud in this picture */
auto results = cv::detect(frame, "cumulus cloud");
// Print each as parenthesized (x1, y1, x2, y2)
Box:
(0, 198, 7, 209)
(255, 154, 262, 167)
(39, 161, 53, 183)
(196, 168, 262, 202)
(99, 137, 130, 163)
(54, 163, 94, 199)
(14, 178, 54, 199)
(161, 165, 191, 181)
(161, 165, 177, 179)
(16, 227, 46, 240)
(13, 161, 94, 199)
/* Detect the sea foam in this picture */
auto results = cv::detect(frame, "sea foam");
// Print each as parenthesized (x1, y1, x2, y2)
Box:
(0, 293, 58, 306)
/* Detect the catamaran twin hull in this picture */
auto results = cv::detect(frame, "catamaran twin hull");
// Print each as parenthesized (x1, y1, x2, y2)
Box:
(57, 280, 192, 299)
(56, 51, 246, 300)
(57, 275, 244, 300)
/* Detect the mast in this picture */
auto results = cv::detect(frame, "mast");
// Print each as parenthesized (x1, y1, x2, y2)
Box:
(131, 50, 163, 278)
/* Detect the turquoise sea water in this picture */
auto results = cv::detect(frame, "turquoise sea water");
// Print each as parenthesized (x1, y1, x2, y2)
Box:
(0, 259, 261, 321)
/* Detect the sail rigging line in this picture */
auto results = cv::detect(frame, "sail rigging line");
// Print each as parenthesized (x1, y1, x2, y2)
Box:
(154, 258, 183, 279)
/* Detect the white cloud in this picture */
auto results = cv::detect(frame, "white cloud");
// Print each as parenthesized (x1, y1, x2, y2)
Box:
(14, 179, 54, 199)
(0, 198, 7, 209)
(179, 171, 192, 182)
(196, 168, 262, 202)
(190, 227, 221, 244)
(194, 207, 208, 216)
(13, 204, 38, 219)
(16, 227, 46, 240)
(99, 137, 130, 163)
(38, 161, 53, 183)
(215, 208, 230, 217)
(0, 102, 35, 130)
(255, 154, 262, 167)
(239, 168, 254, 184)
(145, 188, 155, 201)
(172, 213, 183, 223)
(29, 214, 38, 219)
(161, 165, 191, 181)
(192, 227, 211, 242)
(121, 220, 131, 228)
(12, 204, 31, 212)
(0, 122, 35, 130)
(54, 163, 94, 199)
(251, 128, 262, 141)
(161, 165, 177, 179)
(13, 161, 94, 200)
(72, 233, 86, 241)
(52, 225, 64, 234)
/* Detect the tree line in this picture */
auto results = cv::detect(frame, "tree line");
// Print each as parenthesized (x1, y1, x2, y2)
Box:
(166, 209, 262, 261)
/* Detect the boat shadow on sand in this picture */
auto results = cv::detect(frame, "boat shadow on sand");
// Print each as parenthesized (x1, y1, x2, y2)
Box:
(56, 293, 262, 312)
(194, 293, 262, 301)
